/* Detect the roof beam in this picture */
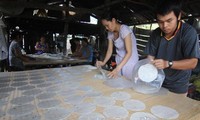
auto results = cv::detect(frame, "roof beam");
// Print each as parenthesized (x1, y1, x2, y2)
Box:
(93, 0, 153, 10)
(0, 1, 95, 15)
(93, 0, 124, 10)
(125, 0, 153, 10)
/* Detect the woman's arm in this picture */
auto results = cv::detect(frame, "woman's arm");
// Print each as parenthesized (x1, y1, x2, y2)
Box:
(103, 39, 113, 65)
(35, 42, 42, 50)
(96, 39, 113, 66)
(116, 33, 132, 70)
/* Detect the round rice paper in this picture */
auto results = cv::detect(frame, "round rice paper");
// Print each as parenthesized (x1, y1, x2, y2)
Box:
(138, 64, 158, 82)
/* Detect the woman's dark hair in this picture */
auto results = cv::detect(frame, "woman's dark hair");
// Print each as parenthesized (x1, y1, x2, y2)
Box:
(101, 10, 121, 22)
(40, 35, 46, 39)
(155, 0, 182, 18)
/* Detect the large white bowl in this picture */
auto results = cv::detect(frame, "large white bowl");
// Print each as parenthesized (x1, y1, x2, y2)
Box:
(132, 58, 165, 94)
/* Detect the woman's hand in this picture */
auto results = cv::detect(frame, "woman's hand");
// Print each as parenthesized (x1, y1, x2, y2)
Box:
(107, 67, 120, 78)
(96, 61, 105, 67)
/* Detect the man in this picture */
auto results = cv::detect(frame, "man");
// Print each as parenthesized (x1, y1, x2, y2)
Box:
(9, 31, 33, 71)
(144, 0, 200, 94)
(79, 38, 93, 64)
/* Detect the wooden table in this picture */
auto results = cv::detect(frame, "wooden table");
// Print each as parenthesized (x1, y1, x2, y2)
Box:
(0, 65, 199, 120)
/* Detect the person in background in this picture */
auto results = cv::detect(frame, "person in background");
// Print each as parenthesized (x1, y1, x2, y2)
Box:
(9, 31, 34, 71)
(35, 35, 49, 54)
(71, 38, 82, 56)
(74, 38, 81, 54)
(70, 38, 76, 54)
(96, 11, 139, 80)
(56, 43, 62, 53)
(144, 0, 200, 94)
(79, 38, 93, 64)
(0, 17, 8, 72)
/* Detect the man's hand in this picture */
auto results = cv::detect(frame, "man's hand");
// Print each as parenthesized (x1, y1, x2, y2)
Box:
(152, 59, 168, 69)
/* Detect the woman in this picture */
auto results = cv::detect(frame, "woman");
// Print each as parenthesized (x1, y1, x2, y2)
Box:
(96, 11, 139, 80)
(35, 36, 49, 54)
